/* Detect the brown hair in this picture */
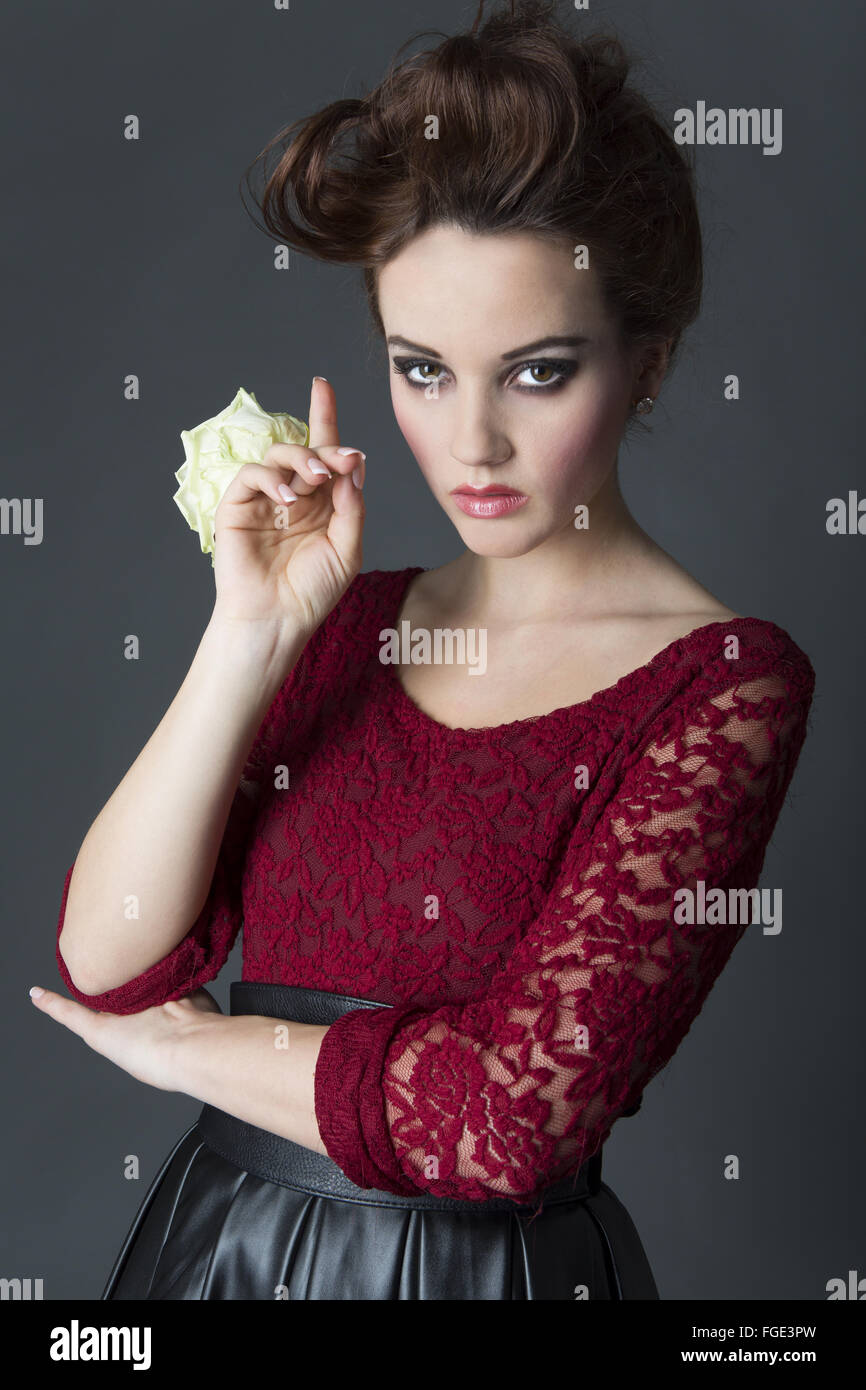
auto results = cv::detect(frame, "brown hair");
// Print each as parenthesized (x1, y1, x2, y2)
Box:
(242, 0, 702, 423)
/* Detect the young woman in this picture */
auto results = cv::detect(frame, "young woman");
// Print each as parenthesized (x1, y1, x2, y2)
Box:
(37, 0, 814, 1300)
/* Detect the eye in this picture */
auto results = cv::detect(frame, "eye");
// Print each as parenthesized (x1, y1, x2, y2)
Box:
(390, 355, 578, 392)
(512, 360, 578, 391)
(391, 358, 446, 388)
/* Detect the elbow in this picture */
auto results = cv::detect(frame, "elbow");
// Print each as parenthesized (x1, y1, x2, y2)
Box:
(56, 866, 112, 995)
(57, 928, 97, 996)
(57, 926, 122, 998)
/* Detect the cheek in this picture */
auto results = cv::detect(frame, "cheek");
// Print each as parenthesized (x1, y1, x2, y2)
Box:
(391, 387, 441, 475)
(529, 409, 614, 494)
(534, 370, 628, 486)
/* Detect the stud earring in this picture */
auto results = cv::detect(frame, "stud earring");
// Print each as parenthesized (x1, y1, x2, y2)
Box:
(634, 396, 655, 415)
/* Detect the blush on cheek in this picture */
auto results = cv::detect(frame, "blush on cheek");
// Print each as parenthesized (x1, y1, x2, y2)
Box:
(542, 422, 598, 478)
(391, 395, 439, 478)
(538, 411, 617, 502)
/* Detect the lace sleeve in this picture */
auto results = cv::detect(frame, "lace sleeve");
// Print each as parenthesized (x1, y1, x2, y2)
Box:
(313, 664, 814, 1202)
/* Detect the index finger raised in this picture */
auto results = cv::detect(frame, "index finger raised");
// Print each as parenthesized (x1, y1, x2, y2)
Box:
(308, 376, 340, 451)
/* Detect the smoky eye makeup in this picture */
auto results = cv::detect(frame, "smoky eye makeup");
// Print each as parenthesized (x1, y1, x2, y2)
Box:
(390, 356, 580, 392)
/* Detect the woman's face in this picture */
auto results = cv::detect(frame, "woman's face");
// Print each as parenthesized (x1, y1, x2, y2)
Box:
(376, 224, 645, 559)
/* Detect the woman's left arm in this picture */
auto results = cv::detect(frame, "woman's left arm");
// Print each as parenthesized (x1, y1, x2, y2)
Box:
(29, 986, 330, 1156)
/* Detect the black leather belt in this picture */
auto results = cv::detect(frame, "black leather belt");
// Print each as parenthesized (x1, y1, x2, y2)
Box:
(195, 982, 604, 1213)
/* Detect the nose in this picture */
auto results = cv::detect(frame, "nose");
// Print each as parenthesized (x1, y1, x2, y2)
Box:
(449, 385, 512, 471)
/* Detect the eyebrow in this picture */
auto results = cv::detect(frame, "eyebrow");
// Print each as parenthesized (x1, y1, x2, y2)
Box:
(386, 334, 590, 360)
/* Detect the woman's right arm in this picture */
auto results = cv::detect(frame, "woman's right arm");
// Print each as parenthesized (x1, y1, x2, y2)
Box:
(57, 612, 306, 996)
(58, 376, 365, 999)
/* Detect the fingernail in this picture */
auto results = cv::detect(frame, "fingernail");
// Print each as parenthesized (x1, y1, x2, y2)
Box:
(278, 483, 297, 502)
(29, 986, 44, 999)
(352, 466, 364, 489)
(308, 461, 330, 476)
(337, 447, 365, 459)
(313, 376, 329, 384)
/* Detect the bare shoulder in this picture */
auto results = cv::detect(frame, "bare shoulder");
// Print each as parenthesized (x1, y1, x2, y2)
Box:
(576, 553, 746, 678)
(659, 590, 743, 633)
(647, 591, 743, 641)
(625, 541, 744, 633)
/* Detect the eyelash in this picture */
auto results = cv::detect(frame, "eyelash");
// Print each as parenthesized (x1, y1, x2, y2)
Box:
(390, 357, 579, 393)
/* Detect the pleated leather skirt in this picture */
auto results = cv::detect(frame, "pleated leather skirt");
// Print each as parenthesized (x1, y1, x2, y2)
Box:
(102, 983, 659, 1301)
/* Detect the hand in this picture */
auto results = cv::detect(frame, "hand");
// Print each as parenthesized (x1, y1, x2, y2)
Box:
(210, 377, 366, 636)
(29, 985, 224, 1093)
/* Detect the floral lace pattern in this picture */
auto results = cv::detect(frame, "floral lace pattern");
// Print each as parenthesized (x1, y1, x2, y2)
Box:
(56, 568, 815, 1203)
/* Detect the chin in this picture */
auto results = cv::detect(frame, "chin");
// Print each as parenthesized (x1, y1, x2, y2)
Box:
(451, 518, 552, 559)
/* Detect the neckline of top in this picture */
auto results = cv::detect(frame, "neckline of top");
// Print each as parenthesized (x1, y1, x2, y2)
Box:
(376, 566, 783, 741)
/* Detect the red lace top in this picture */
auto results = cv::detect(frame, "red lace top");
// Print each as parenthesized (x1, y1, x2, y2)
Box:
(55, 567, 815, 1203)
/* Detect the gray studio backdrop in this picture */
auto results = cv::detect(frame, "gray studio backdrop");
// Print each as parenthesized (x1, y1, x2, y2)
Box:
(3, 0, 862, 1300)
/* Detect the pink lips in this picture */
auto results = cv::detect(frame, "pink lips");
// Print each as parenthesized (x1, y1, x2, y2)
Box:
(450, 485, 528, 519)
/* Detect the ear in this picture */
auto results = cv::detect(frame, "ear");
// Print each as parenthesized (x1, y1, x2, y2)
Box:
(632, 338, 673, 402)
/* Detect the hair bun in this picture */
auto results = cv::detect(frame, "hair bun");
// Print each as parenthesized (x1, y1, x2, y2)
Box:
(243, 0, 701, 378)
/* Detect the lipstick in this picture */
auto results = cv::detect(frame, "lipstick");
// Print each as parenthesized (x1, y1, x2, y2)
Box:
(450, 484, 528, 519)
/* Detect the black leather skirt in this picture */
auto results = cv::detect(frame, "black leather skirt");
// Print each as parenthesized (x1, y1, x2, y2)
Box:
(102, 983, 659, 1300)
